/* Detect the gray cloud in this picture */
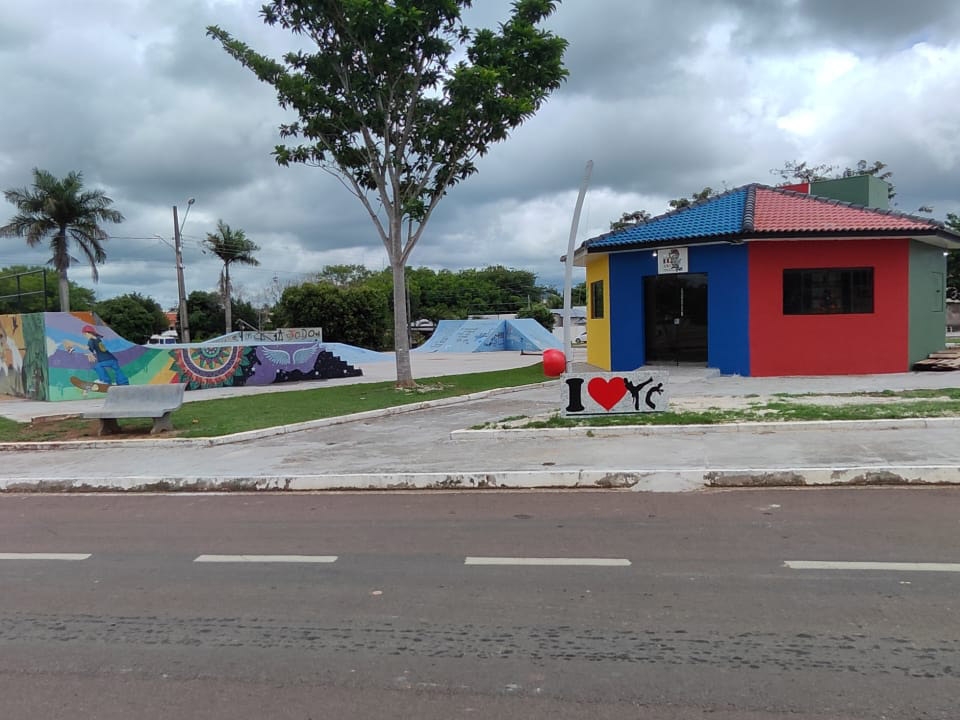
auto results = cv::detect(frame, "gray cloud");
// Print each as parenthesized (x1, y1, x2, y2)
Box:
(2, 0, 960, 312)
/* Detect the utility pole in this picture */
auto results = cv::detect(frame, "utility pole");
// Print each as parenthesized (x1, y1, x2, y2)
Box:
(173, 205, 191, 343)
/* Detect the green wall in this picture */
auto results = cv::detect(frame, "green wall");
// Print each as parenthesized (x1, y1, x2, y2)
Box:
(810, 176, 890, 210)
(909, 240, 946, 365)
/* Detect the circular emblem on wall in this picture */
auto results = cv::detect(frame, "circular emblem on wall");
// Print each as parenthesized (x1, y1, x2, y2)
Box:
(173, 346, 257, 388)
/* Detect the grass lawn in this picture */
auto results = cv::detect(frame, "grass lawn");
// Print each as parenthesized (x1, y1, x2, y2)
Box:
(4, 365, 960, 442)
(475, 388, 960, 429)
(0, 364, 548, 443)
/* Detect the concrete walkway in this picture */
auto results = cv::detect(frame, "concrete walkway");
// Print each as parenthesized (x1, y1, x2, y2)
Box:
(3, 350, 960, 493)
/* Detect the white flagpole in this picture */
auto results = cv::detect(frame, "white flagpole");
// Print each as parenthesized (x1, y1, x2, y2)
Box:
(563, 160, 593, 370)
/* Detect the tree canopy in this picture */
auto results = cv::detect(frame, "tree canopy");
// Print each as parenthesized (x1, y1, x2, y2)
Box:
(0, 265, 95, 314)
(609, 210, 651, 231)
(0, 168, 123, 311)
(95, 293, 168, 344)
(269, 263, 557, 348)
(771, 160, 895, 199)
(609, 188, 719, 230)
(208, 0, 567, 386)
(186, 290, 259, 342)
(275, 282, 390, 349)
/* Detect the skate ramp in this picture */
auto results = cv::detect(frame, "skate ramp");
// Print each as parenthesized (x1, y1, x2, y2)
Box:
(415, 319, 561, 353)
(9, 312, 366, 402)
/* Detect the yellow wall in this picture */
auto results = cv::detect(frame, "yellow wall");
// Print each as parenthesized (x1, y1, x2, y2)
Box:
(585, 254, 611, 370)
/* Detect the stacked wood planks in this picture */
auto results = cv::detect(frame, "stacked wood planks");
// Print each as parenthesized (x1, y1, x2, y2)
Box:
(913, 345, 960, 371)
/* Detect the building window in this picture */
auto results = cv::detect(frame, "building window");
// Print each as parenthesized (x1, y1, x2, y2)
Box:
(590, 280, 604, 319)
(783, 267, 874, 315)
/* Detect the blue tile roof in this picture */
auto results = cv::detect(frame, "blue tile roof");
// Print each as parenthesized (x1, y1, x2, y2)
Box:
(587, 187, 749, 249)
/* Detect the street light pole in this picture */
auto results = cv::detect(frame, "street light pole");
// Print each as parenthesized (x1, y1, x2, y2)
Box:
(172, 198, 195, 343)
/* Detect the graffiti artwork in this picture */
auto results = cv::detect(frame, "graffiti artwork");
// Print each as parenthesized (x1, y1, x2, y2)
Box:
(0, 315, 26, 397)
(0, 312, 363, 402)
(561, 371, 669, 416)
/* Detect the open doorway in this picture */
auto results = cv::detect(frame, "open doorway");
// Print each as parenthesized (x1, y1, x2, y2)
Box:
(643, 273, 708, 363)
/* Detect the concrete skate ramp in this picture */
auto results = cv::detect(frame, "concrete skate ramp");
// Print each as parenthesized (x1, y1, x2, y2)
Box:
(415, 319, 562, 353)
(321, 343, 392, 364)
(11, 311, 366, 402)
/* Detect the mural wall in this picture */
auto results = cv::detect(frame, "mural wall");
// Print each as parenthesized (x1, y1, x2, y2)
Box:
(0, 314, 26, 398)
(1, 312, 362, 402)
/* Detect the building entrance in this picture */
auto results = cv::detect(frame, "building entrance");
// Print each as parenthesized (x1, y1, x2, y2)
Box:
(643, 273, 708, 363)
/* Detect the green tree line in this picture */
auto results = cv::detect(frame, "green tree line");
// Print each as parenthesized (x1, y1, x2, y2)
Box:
(273, 264, 570, 350)
(0, 263, 579, 348)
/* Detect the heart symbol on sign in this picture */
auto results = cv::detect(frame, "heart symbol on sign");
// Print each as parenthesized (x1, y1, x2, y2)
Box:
(587, 377, 627, 411)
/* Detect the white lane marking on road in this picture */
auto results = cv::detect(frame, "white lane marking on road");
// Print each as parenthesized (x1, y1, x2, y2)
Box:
(464, 557, 631, 567)
(785, 561, 960, 572)
(0, 553, 91, 560)
(194, 555, 338, 563)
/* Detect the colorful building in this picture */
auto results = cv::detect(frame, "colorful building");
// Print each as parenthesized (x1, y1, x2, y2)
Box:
(575, 176, 960, 376)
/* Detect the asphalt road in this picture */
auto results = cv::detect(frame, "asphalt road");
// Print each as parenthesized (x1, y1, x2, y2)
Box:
(2, 488, 959, 719)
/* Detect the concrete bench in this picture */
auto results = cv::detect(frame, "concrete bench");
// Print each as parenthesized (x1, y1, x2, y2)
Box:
(83, 383, 187, 436)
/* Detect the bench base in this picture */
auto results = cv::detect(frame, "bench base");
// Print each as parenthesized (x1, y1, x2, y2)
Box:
(96, 412, 174, 436)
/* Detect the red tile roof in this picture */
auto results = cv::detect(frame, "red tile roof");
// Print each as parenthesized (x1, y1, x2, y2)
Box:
(582, 183, 959, 255)
(752, 187, 936, 233)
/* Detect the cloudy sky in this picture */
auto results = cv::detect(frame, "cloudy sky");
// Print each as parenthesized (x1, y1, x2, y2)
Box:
(2, 0, 960, 310)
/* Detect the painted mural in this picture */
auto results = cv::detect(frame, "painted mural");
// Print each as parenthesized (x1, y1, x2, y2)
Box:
(0, 312, 362, 402)
(0, 314, 26, 397)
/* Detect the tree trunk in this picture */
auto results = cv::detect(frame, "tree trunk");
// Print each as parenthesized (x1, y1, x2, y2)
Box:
(224, 263, 232, 334)
(391, 259, 414, 388)
(58, 267, 70, 312)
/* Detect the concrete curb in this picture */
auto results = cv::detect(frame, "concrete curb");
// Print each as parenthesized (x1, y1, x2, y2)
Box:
(450, 416, 960, 439)
(11, 412, 959, 451)
(0, 381, 555, 452)
(2, 465, 959, 493)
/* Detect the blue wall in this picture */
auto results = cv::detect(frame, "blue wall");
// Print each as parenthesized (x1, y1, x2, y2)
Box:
(608, 251, 655, 370)
(607, 244, 750, 375)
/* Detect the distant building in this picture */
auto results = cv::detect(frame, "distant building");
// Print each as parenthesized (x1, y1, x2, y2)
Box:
(551, 306, 587, 342)
(550, 306, 587, 327)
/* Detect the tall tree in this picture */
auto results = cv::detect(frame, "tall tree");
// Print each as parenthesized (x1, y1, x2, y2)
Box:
(204, 220, 260, 334)
(208, 0, 568, 388)
(0, 168, 123, 311)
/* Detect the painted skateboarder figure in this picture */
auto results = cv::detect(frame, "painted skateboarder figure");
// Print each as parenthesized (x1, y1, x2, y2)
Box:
(74, 325, 129, 386)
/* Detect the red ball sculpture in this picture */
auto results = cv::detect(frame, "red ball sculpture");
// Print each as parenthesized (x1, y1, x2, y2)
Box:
(542, 348, 566, 377)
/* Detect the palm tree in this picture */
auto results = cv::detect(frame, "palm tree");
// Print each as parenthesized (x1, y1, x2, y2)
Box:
(204, 220, 260, 333)
(0, 168, 123, 312)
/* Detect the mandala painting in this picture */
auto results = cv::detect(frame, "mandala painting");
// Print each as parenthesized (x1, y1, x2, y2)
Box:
(173, 345, 258, 389)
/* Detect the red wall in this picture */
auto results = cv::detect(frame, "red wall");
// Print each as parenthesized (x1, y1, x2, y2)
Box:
(749, 239, 909, 376)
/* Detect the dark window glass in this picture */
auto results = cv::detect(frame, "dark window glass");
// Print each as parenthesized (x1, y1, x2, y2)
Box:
(590, 280, 604, 319)
(782, 267, 874, 315)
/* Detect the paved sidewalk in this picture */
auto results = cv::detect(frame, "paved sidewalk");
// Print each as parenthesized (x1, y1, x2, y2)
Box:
(3, 351, 960, 493)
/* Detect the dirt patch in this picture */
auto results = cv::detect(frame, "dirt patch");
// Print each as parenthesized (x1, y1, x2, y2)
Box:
(12, 418, 183, 443)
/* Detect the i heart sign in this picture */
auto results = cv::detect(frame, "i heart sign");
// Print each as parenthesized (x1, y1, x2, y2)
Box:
(587, 376, 626, 411)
